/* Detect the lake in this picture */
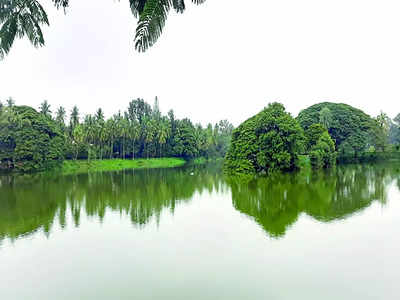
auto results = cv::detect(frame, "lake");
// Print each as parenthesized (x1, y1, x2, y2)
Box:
(0, 162, 399, 300)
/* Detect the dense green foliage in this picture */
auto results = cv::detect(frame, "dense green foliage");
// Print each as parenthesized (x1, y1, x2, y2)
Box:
(224, 103, 304, 174)
(0, 97, 233, 173)
(60, 98, 233, 161)
(304, 124, 336, 168)
(0, 104, 65, 172)
(309, 131, 336, 169)
(0, 0, 206, 58)
(297, 102, 384, 162)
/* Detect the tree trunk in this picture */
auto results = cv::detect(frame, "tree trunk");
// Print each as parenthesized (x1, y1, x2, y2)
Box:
(110, 139, 113, 159)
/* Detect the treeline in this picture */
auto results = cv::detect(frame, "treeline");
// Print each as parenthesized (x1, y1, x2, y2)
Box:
(0, 97, 233, 172)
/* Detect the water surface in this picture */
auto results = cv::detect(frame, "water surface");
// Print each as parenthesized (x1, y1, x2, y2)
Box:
(1, 163, 399, 299)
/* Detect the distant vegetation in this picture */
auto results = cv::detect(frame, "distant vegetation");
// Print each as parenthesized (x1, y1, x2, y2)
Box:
(0, 97, 233, 173)
(225, 101, 399, 175)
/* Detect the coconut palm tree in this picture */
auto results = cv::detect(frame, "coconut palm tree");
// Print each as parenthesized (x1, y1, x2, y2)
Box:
(6, 97, 15, 108)
(39, 100, 51, 117)
(70, 106, 80, 131)
(129, 120, 140, 160)
(158, 118, 170, 157)
(0, 0, 207, 59)
(105, 118, 117, 159)
(55, 106, 66, 125)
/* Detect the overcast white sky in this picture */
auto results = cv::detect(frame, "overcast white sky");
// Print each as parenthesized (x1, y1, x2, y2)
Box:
(1, 0, 400, 125)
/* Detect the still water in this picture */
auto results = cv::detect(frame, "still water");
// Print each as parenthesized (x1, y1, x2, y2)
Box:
(0, 163, 399, 299)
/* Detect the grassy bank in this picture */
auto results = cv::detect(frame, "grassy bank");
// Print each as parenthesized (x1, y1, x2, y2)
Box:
(61, 158, 186, 175)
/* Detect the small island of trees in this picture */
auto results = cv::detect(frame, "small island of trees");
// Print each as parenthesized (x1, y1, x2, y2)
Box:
(224, 101, 400, 175)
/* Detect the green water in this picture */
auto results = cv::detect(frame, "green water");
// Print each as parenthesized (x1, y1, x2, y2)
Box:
(0, 163, 399, 299)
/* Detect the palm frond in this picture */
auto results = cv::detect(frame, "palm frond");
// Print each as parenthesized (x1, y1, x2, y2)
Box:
(0, 0, 49, 59)
(134, 0, 206, 52)
(134, 0, 171, 53)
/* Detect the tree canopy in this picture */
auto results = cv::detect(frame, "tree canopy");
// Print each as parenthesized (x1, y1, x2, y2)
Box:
(0, 104, 65, 172)
(0, 0, 206, 59)
(224, 102, 304, 174)
(296, 102, 382, 161)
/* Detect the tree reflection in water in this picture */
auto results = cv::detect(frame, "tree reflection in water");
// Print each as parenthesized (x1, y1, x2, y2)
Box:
(1, 162, 399, 242)
(229, 163, 400, 238)
(0, 163, 224, 242)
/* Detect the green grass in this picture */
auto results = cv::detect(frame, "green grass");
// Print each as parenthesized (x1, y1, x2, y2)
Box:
(61, 158, 186, 175)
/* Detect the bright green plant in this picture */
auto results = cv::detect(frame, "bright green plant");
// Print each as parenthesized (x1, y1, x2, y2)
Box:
(224, 102, 305, 174)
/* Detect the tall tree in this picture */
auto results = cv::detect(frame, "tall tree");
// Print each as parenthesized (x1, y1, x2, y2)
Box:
(95, 108, 105, 122)
(374, 111, 390, 151)
(129, 120, 140, 159)
(6, 97, 15, 108)
(55, 106, 66, 125)
(158, 118, 170, 157)
(39, 100, 51, 117)
(70, 106, 80, 130)
(72, 124, 84, 160)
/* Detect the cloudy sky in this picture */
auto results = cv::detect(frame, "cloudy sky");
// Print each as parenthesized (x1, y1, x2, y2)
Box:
(1, 0, 400, 125)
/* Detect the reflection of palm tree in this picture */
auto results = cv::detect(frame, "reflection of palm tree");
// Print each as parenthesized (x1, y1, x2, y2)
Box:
(0, 162, 223, 241)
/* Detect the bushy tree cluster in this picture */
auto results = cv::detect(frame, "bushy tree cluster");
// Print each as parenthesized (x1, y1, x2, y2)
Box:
(224, 103, 305, 174)
(309, 131, 337, 168)
(305, 124, 336, 168)
(0, 101, 65, 172)
(297, 102, 385, 162)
